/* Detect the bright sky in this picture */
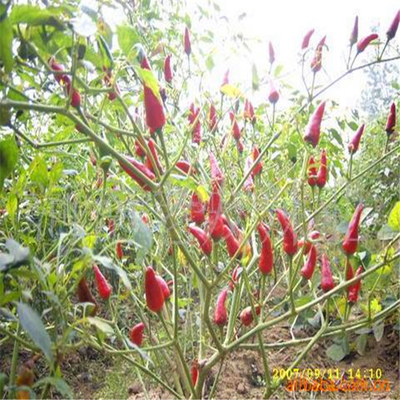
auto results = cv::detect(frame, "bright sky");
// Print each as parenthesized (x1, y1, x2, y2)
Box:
(213, 0, 400, 110)
(92, 0, 399, 115)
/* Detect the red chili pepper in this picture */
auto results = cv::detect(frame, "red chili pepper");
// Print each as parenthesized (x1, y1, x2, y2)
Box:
(229, 265, 243, 290)
(236, 138, 244, 154)
(103, 67, 119, 101)
(386, 102, 396, 135)
(386, 10, 400, 41)
(345, 260, 354, 281)
(176, 160, 195, 175)
(188, 103, 201, 144)
(135, 140, 146, 158)
(307, 155, 318, 187)
(213, 288, 228, 326)
(64, 80, 81, 108)
(191, 360, 199, 386)
(107, 219, 115, 236)
(129, 322, 145, 347)
(303, 101, 326, 148)
(116, 241, 123, 259)
(300, 245, 317, 280)
(276, 209, 298, 256)
(357, 33, 379, 53)
(209, 103, 218, 132)
(301, 29, 315, 50)
(93, 264, 112, 300)
(310, 36, 326, 73)
(77, 278, 98, 315)
(321, 254, 334, 292)
(191, 192, 206, 224)
(184, 27, 191, 56)
(156, 276, 171, 300)
(140, 54, 151, 70)
(298, 230, 320, 255)
(76, 123, 84, 133)
(221, 69, 230, 88)
(208, 184, 225, 240)
(257, 223, 274, 275)
(342, 203, 364, 255)
(145, 267, 165, 312)
(209, 215, 225, 241)
(188, 224, 213, 255)
(268, 79, 279, 104)
(210, 153, 224, 187)
(240, 305, 261, 326)
(252, 146, 263, 176)
(348, 124, 365, 154)
(164, 55, 173, 83)
(348, 266, 363, 303)
(145, 139, 163, 174)
(244, 99, 256, 124)
(119, 156, 155, 191)
(229, 112, 241, 141)
(268, 41, 275, 64)
(316, 149, 328, 188)
(349, 16, 359, 46)
(222, 225, 241, 258)
(144, 85, 166, 135)
(48, 57, 67, 83)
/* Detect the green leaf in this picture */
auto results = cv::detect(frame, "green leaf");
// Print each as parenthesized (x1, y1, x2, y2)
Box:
(373, 322, 384, 342)
(92, 255, 132, 291)
(0, 239, 30, 272)
(377, 224, 397, 240)
(33, 377, 73, 399)
(330, 128, 343, 147)
(205, 55, 214, 71)
(6, 193, 18, 220)
(326, 343, 346, 361)
(252, 64, 259, 91)
(6, 239, 30, 265)
(97, 19, 113, 48)
(97, 35, 114, 70)
(388, 202, 400, 231)
(273, 64, 284, 78)
(347, 121, 358, 131)
(29, 156, 49, 188)
(49, 162, 64, 185)
(356, 334, 367, 356)
(137, 68, 162, 102)
(17, 302, 53, 364)
(170, 175, 198, 191)
(0, 17, 14, 73)
(0, 307, 18, 321)
(117, 25, 140, 57)
(87, 317, 114, 335)
(0, 136, 19, 191)
(10, 5, 65, 29)
(131, 212, 153, 262)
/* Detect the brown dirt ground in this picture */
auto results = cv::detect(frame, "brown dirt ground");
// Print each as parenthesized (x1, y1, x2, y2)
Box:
(129, 323, 399, 400)
(1, 323, 398, 399)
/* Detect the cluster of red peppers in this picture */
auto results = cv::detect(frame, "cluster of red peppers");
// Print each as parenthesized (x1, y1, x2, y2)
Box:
(81, 17, 391, 364)
(187, 153, 245, 261)
(307, 149, 327, 189)
(48, 58, 81, 108)
(76, 264, 112, 317)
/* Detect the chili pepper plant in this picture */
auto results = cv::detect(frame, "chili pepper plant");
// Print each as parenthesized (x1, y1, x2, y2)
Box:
(0, 1, 400, 399)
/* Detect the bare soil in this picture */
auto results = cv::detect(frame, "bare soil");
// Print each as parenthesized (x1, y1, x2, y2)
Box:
(1, 323, 398, 399)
